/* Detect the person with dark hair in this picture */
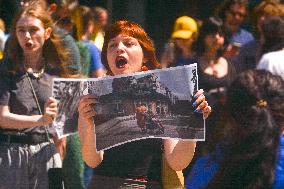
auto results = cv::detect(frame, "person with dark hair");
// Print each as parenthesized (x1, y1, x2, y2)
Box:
(0, 4, 75, 188)
(216, 0, 254, 59)
(236, 0, 284, 73)
(185, 69, 284, 189)
(192, 16, 236, 155)
(257, 16, 284, 80)
(77, 20, 211, 188)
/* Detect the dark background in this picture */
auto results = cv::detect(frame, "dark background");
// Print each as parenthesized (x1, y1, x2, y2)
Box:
(0, 0, 262, 57)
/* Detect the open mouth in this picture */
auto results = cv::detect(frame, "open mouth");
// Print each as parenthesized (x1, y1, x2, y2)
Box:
(116, 57, 127, 69)
(25, 42, 33, 49)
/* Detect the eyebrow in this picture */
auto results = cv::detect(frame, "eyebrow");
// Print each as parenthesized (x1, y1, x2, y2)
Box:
(123, 36, 135, 40)
(16, 26, 25, 29)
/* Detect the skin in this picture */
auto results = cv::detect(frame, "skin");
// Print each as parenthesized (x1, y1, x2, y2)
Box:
(161, 37, 194, 68)
(107, 34, 145, 75)
(223, 3, 246, 59)
(16, 16, 51, 58)
(224, 3, 247, 33)
(0, 15, 57, 129)
(175, 38, 194, 55)
(199, 32, 229, 78)
(204, 33, 224, 51)
(78, 33, 211, 171)
(97, 11, 108, 30)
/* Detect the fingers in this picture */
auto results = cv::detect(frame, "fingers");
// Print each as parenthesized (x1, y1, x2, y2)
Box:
(78, 95, 97, 125)
(47, 101, 57, 109)
(83, 109, 97, 119)
(195, 100, 208, 112)
(42, 97, 58, 125)
(43, 105, 58, 124)
(194, 94, 205, 106)
(82, 104, 96, 116)
(80, 104, 96, 119)
(193, 89, 212, 118)
(78, 95, 97, 111)
(193, 89, 205, 108)
(42, 113, 56, 125)
(45, 106, 57, 115)
(45, 97, 57, 106)
(194, 89, 204, 98)
(203, 106, 212, 119)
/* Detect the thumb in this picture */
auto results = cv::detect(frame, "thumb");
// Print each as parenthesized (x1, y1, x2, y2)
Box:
(45, 97, 57, 107)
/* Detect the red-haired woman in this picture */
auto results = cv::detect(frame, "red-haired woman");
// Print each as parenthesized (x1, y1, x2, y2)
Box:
(78, 20, 211, 188)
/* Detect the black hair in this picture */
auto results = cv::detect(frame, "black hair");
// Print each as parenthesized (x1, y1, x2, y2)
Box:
(216, 0, 248, 20)
(192, 16, 226, 58)
(207, 69, 284, 189)
(261, 16, 284, 56)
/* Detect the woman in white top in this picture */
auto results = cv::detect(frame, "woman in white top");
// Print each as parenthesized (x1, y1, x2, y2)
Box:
(257, 16, 284, 80)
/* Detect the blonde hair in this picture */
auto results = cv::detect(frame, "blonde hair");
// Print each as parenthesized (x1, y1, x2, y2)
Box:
(0, 18, 5, 32)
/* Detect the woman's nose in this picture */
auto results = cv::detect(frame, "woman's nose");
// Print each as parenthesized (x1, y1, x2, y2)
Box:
(116, 42, 125, 53)
(215, 33, 222, 40)
(24, 31, 31, 38)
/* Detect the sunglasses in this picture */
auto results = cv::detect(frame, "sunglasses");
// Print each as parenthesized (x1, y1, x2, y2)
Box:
(228, 10, 246, 18)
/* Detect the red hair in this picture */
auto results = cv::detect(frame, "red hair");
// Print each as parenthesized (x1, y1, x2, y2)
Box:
(101, 20, 160, 74)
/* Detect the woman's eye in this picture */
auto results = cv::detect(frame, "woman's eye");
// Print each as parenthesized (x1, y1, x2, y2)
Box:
(124, 41, 134, 47)
(17, 29, 25, 33)
(108, 43, 117, 49)
(29, 28, 38, 34)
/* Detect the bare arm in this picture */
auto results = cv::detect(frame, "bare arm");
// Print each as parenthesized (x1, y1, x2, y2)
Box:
(163, 89, 211, 170)
(0, 97, 57, 129)
(163, 139, 196, 171)
(78, 95, 104, 168)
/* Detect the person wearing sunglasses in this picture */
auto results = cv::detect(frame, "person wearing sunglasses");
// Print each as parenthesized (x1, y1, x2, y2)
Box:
(216, 0, 254, 60)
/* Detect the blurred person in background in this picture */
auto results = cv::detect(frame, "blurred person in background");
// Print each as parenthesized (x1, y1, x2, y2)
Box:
(186, 70, 284, 189)
(216, 0, 254, 59)
(0, 18, 8, 60)
(257, 16, 284, 80)
(192, 16, 236, 156)
(160, 16, 198, 68)
(89, 6, 108, 51)
(237, 0, 284, 73)
(80, 5, 105, 78)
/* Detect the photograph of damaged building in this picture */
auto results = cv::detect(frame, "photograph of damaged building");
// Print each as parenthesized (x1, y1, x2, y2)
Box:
(90, 66, 205, 151)
(52, 80, 86, 138)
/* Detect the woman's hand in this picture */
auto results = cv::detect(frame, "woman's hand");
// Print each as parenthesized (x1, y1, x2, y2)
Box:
(43, 97, 58, 125)
(193, 89, 212, 119)
(78, 94, 97, 127)
(78, 94, 104, 168)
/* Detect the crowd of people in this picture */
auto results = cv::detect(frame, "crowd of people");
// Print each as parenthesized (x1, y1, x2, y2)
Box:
(0, 0, 283, 188)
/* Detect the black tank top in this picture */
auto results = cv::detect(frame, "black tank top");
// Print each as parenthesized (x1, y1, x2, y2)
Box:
(94, 138, 162, 182)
